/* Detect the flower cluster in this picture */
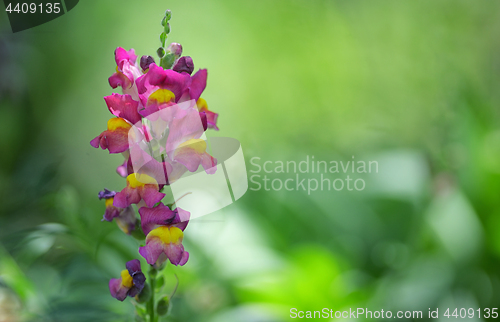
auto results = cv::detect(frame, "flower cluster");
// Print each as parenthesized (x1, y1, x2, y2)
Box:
(89, 9, 219, 319)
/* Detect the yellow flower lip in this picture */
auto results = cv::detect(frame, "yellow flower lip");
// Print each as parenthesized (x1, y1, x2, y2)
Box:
(105, 197, 114, 208)
(127, 173, 159, 188)
(120, 269, 133, 288)
(107, 117, 132, 131)
(148, 89, 176, 105)
(196, 97, 208, 111)
(176, 139, 207, 154)
(147, 226, 183, 244)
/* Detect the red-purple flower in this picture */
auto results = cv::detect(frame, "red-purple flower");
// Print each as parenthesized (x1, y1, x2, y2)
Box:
(109, 259, 146, 301)
(90, 118, 132, 154)
(138, 203, 190, 267)
(113, 173, 166, 208)
(98, 189, 136, 234)
(104, 93, 142, 125)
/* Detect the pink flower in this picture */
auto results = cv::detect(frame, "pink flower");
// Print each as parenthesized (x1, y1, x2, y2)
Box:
(108, 48, 142, 100)
(113, 173, 165, 208)
(138, 203, 190, 267)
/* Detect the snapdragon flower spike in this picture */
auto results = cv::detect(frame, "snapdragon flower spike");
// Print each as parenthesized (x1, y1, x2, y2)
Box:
(98, 189, 137, 234)
(109, 259, 146, 301)
(196, 98, 219, 130)
(113, 173, 166, 208)
(138, 203, 190, 267)
(90, 118, 132, 153)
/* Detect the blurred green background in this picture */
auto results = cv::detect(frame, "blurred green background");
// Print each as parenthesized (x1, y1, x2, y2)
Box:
(2, 0, 500, 321)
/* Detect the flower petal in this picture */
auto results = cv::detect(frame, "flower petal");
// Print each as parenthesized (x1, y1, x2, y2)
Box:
(104, 94, 141, 125)
(109, 278, 128, 301)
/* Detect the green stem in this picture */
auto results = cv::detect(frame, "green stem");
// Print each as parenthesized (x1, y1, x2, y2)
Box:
(148, 268, 157, 322)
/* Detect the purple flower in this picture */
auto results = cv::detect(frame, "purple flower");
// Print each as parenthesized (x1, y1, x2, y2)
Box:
(109, 259, 146, 301)
(113, 173, 166, 208)
(98, 189, 137, 234)
(138, 203, 190, 267)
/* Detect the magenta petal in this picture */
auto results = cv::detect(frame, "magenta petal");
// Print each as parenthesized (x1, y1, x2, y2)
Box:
(178, 251, 189, 266)
(105, 130, 130, 154)
(116, 158, 129, 178)
(109, 278, 128, 302)
(189, 69, 207, 102)
(90, 136, 101, 148)
(173, 208, 190, 232)
(104, 94, 142, 125)
(114, 186, 141, 208)
(115, 47, 137, 65)
(201, 153, 217, 174)
(139, 240, 164, 266)
(103, 206, 120, 222)
(137, 64, 191, 101)
(164, 243, 186, 266)
(205, 110, 219, 131)
(136, 63, 165, 94)
(108, 72, 131, 90)
(162, 69, 192, 101)
(139, 203, 176, 235)
(140, 186, 165, 208)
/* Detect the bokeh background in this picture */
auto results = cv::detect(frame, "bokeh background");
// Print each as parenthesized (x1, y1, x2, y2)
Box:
(2, 0, 500, 321)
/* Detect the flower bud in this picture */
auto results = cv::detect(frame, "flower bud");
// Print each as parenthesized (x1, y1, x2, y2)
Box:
(160, 32, 167, 47)
(157, 296, 170, 316)
(157, 47, 166, 59)
(160, 52, 176, 69)
(140, 55, 155, 72)
(135, 283, 151, 303)
(164, 22, 171, 34)
(165, 9, 172, 21)
(172, 56, 194, 75)
(166, 43, 182, 57)
(156, 276, 165, 290)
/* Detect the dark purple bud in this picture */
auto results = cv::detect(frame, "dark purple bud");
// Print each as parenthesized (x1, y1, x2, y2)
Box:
(140, 55, 155, 71)
(172, 56, 194, 75)
(98, 189, 116, 200)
